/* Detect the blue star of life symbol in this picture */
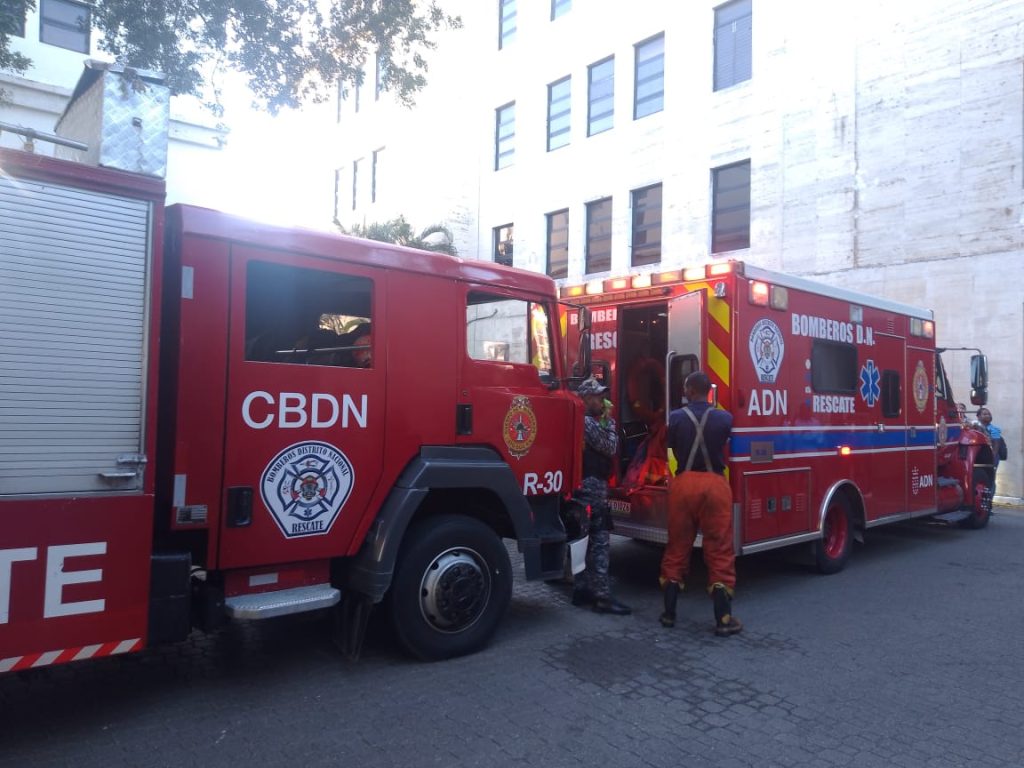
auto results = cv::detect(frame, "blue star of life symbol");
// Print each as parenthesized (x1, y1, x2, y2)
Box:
(860, 359, 880, 406)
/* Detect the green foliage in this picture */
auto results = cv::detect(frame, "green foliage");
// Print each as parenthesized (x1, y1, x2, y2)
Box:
(344, 216, 457, 256)
(0, 0, 34, 83)
(2, 1, 460, 114)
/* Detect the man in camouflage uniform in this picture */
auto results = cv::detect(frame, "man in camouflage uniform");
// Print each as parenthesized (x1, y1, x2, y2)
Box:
(573, 377, 631, 615)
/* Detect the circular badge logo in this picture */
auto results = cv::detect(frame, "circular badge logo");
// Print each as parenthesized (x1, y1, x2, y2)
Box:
(938, 416, 949, 445)
(912, 360, 929, 413)
(260, 441, 354, 538)
(503, 395, 537, 459)
(748, 318, 785, 384)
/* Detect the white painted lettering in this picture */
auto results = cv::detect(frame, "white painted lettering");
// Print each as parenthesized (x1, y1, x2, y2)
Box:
(279, 393, 308, 428)
(791, 313, 856, 344)
(242, 391, 275, 429)
(311, 393, 340, 428)
(0, 547, 38, 624)
(43, 542, 106, 619)
(812, 394, 857, 414)
(342, 394, 368, 429)
(523, 472, 539, 495)
(748, 390, 788, 417)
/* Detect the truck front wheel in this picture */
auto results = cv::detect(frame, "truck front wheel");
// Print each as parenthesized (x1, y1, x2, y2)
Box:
(388, 514, 512, 660)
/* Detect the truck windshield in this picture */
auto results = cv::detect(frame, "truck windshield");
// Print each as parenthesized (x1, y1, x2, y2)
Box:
(466, 292, 553, 378)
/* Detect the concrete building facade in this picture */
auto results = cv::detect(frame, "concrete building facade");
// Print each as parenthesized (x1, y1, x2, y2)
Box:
(337, 0, 1023, 501)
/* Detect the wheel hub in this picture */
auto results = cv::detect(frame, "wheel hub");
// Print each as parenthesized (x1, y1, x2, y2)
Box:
(419, 547, 491, 633)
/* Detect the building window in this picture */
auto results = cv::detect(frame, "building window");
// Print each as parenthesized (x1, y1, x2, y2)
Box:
(585, 197, 613, 274)
(495, 102, 515, 170)
(711, 160, 750, 252)
(494, 224, 514, 267)
(546, 209, 569, 279)
(634, 33, 664, 120)
(40, 0, 90, 53)
(714, 0, 752, 91)
(499, 0, 516, 49)
(354, 73, 362, 113)
(351, 159, 360, 211)
(587, 57, 614, 136)
(371, 149, 383, 204)
(547, 77, 571, 152)
(631, 183, 662, 267)
(551, 0, 571, 19)
(336, 81, 345, 123)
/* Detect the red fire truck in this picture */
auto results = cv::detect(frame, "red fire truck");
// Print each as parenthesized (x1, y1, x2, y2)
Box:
(561, 262, 993, 573)
(0, 147, 587, 671)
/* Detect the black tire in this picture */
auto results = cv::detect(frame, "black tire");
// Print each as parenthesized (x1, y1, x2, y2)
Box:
(388, 514, 512, 661)
(813, 493, 853, 574)
(959, 468, 993, 530)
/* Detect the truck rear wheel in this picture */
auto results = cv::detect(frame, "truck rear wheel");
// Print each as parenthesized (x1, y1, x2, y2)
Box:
(388, 514, 512, 660)
(813, 494, 853, 574)
(959, 468, 993, 530)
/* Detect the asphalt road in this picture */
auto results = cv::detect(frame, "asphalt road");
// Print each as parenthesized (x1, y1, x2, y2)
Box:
(2, 509, 1023, 768)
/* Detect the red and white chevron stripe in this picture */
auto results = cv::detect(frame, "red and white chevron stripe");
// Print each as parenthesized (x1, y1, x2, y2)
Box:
(0, 638, 142, 673)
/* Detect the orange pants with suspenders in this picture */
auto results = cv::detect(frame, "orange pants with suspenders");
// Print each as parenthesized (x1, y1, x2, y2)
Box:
(659, 406, 737, 594)
(660, 471, 736, 593)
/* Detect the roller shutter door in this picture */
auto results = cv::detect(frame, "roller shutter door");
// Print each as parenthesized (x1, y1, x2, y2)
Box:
(0, 174, 152, 495)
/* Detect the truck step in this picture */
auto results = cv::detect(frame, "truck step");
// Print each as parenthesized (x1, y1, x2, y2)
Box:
(224, 585, 341, 620)
(932, 510, 971, 523)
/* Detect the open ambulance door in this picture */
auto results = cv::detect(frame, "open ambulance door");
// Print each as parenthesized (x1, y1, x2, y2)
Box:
(666, 290, 704, 427)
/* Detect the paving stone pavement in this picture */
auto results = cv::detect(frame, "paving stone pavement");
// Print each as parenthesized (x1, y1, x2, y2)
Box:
(2, 509, 1023, 767)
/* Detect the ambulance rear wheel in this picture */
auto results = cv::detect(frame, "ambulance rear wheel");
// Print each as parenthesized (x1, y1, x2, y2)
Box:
(389, 514, 512, 661)
(814, 494, 852, 574)
(959, 468, 993, 530)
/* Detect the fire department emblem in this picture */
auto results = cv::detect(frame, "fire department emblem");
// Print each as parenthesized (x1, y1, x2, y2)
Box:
(912, 360, 929, 412)
(748, 318, 785, 384)
(260, 441, 354, 539)
(503, 396, 538, 459)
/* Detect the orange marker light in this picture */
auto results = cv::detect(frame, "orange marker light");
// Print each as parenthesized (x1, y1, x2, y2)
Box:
(708, 261, 734, 276)
(749, 281, 770, 306)
(838, 446, 852, 456)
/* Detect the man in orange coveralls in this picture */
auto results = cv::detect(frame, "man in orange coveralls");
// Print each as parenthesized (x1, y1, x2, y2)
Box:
(659, 371, 742, 636)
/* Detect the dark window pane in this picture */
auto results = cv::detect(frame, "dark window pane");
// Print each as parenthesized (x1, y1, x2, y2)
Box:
(551, 0, 571, 19)
(631, 183, 662, 267)
(634, 34, 664, 119)
(245, 261, 373, 369)
(712, 160, 750, 252)
(588, 57, 614, 136)
(715, 0, 752, 90)
(547, 76, 571, 151)
(882, 370, 901, 418)
(586, 197, 613, 274)
(811, 340, 858, 393)
(547, 209, 569, 279)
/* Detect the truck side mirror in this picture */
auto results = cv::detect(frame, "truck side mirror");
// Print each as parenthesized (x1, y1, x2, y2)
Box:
(970, 354, 988, 406)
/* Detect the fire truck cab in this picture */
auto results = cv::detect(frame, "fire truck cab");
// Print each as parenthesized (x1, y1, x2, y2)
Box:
(0, 147, 585, 671)
(562, 261, 993, 573)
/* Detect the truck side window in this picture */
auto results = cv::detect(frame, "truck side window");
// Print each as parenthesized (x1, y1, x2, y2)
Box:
(245, 261, 373, 368)
(881, 370, 901, 418)
(465, 291, 536, 367)
(811, 339, 857, 393)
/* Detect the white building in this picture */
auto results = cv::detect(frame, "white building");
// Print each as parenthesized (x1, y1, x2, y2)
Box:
(337, 0, 1023, 502)
(0, 0, 334, 227)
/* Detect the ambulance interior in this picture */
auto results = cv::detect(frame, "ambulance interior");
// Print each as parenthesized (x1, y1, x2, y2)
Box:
(609, 303, 697, 491)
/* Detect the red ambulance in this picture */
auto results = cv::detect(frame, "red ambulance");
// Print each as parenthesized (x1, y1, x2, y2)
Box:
(561, 262, 993, 573)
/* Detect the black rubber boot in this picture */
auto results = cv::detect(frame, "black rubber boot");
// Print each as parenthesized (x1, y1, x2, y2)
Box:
(660, 581, 680, 628)
(712, 584, 743, 636)
(592, 596, 631, 615)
